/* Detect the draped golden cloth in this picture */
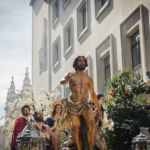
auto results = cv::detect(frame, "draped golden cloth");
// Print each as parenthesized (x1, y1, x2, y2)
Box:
(59, 98, 92, 129)
(59, 98, 92, 150)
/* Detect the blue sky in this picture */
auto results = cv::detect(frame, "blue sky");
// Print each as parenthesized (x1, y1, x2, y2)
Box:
(0, 0, 32, 126)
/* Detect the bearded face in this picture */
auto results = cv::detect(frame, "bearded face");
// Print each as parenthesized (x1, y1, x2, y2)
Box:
(22, 108, 30, 116)
(34, 111, 44, 122)
(77, 65, 85, 71)
(34, 117, 44, 122)
(77, 57, 86, 71)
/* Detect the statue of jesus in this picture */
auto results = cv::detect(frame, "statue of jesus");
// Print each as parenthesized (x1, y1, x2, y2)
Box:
(60, 56, 101, 150)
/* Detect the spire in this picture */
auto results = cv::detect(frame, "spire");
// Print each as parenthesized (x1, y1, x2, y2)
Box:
(10, 77, 16, 93)
(22, 68, 31, 88)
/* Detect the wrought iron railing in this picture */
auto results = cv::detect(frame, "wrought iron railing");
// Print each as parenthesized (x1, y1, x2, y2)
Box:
(102, 87, 107, 95)
(133, 64, 143, 77)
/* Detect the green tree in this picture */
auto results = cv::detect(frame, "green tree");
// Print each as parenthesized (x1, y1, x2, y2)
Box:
(104, 68, 150, 150)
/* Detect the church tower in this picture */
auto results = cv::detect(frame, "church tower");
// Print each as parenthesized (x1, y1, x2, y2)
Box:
(5, 77, 18, 117)
(20, 68, 31, 97)
(4, 77, 18, 149)
(22, 68, 31, 88)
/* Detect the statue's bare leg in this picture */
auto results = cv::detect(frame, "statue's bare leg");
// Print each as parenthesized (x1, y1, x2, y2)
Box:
(82, 107, 95, 150)
(70, 114, 82, 150)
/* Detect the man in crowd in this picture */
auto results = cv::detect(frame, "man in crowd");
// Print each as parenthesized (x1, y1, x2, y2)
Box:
(33, 110, 57, 150)
(11, 105, 32, 150)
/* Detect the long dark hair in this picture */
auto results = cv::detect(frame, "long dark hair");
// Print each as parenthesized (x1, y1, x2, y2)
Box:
(73, 56, 88, 71)
(52, 104, 62, 118)
(96, 93, 105, 128)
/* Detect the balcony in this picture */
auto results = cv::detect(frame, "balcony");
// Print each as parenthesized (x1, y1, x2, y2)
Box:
(102, 87, 107, 95)
(133, 64, 143, 77)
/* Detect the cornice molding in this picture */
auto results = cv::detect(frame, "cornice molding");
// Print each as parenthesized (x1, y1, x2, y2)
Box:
(44, 0, 52, 4)
(29, 0, 35, 6)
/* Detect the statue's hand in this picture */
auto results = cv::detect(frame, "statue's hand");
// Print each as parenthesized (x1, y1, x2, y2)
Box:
(64, 72, 73, 81)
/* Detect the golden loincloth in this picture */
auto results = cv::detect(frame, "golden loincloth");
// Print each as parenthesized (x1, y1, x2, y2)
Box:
(59, 98, 92, 129)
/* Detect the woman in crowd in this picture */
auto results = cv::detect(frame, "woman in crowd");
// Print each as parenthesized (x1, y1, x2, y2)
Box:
(93, 93, 114, 150)
(45, 100, 68, 150)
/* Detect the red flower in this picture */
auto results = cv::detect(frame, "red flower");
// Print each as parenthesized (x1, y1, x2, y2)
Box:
(111, 134, 116, 137)
(111, 90, 115, 93)
(110, 98, 113, 102)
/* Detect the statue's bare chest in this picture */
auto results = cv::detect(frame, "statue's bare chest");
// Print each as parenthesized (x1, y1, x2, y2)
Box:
(71, 75, 89, 86)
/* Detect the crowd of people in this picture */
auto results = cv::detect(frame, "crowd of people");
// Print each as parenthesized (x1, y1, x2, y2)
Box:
(10, 93, 113, 150)
(10, 56, 114, 150)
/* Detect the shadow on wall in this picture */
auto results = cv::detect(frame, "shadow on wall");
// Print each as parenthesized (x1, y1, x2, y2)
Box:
(33, 0, 44, 16)
(39, 18, 48, 76)
(89, 55, 94, 80)
(142, 5, 149, 41)
(142, 5, 150, 70)
(112, 34, 118, 73)
(78, 0, 92, 45)
(96, 0, 114, 24)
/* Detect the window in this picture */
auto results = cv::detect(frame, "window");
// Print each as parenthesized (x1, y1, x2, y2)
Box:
(95, 0, 109, 19)
(131, 31, 141, 69)
(53, 36, 60, 69)
(104, 55, 110, 84)
(55, 2, 58, 18)
(55, 44, 59, 62)
(52, 0, 59, 26)
(102, 0, 107, 6)
(63, 0, 70, 9)
(63, 18, 72, 56)
(82, 7, 86, 30)
(53, 43, 58, 66)
(64, 0, 68, 5)
(68, 28, 71, 47)
(77, 0, 88, 40)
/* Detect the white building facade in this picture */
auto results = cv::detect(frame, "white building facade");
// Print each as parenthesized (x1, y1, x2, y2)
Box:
(30, 0, 150, 98)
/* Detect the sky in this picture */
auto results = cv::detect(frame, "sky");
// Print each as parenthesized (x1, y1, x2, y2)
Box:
(0, 0, 32, 126)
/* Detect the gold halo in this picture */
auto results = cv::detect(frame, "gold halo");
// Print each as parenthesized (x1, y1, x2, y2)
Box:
(50, 99, 62, 112)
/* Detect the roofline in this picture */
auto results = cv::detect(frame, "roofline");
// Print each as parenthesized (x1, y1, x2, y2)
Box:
(29, 0, 35, 6)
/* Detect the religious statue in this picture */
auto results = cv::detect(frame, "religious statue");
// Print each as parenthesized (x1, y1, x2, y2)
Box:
(59, 56, 101, 150)
(45, 99, 68, 150)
